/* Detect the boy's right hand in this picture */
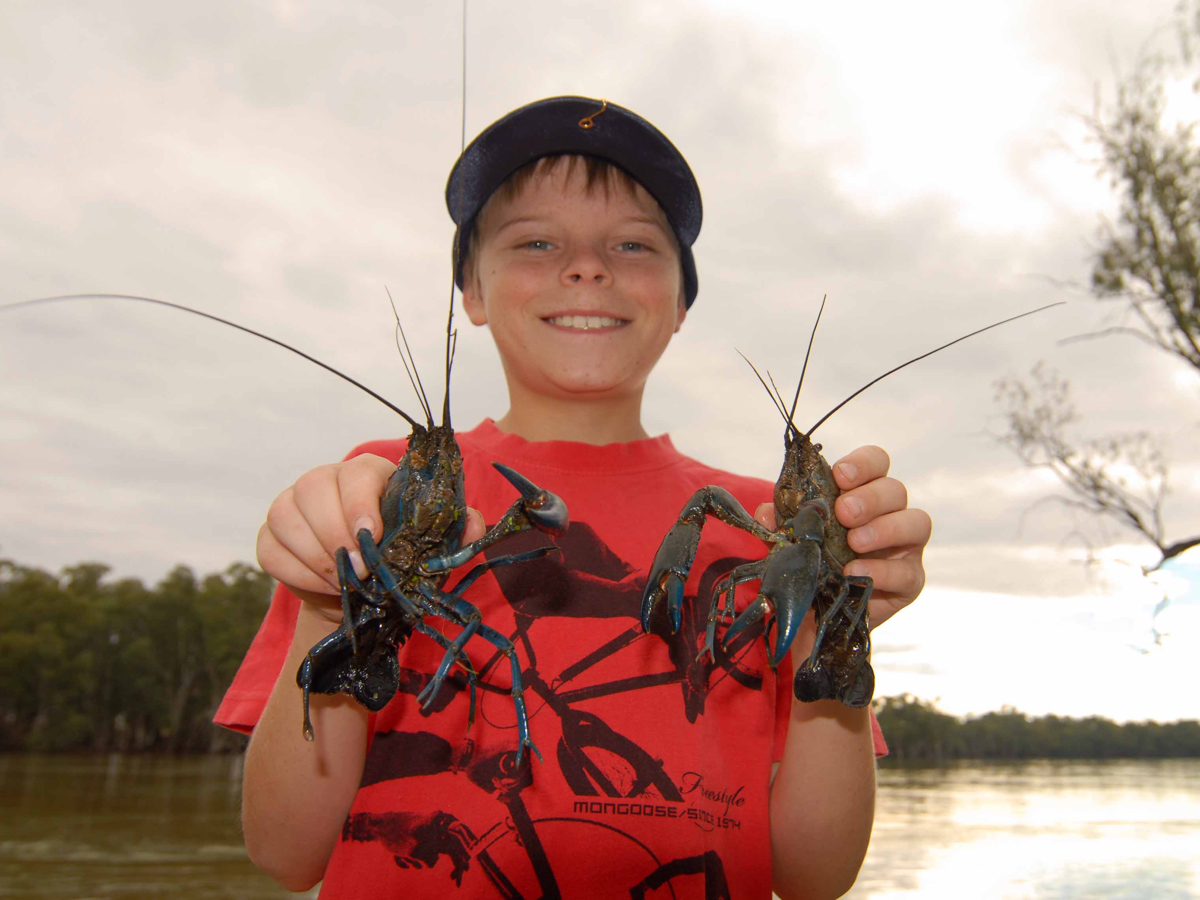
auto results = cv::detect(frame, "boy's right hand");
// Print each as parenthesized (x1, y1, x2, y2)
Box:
(256, 454, 486, 617)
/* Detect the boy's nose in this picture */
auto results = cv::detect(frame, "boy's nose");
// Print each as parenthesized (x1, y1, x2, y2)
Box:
(561, 249, 611, 286)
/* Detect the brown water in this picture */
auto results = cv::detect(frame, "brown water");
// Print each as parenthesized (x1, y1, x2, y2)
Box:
(1, 755, 1197, 898)
(0, 754, 308, 899)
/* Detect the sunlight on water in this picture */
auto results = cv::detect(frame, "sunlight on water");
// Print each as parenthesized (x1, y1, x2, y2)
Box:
(847, 760, 1200, 899)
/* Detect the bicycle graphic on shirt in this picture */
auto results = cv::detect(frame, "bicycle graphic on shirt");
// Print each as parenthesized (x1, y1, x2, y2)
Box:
(342, 520, 775, 899)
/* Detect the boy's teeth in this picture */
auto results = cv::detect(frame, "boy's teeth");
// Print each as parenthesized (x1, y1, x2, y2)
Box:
(548, 315, 623, 329)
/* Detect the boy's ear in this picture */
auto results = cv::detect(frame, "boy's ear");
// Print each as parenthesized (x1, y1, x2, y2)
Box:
(673, 294, 687, 333)
(461, 277, 488, 326)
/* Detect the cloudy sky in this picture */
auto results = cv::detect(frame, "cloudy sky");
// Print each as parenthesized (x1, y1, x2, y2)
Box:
(2, 0, 1197, 724)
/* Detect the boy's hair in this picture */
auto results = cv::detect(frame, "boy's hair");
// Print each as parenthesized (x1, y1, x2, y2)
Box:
(459, 153, 680, 287)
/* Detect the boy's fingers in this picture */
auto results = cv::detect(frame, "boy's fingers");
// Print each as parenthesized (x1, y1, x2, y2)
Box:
(292, 464, 359, 578)
(844, 557, 927, 617)
(256, 520, 339, 598)
(265, 482, 341, 591)
(336, 454, 396, 543)
(846, 507, 932, 556)
(835, 477, 909, 529)
(832, 445, 890, 490)
(753, 502, 777, 531)
(464, 507, 486, 546)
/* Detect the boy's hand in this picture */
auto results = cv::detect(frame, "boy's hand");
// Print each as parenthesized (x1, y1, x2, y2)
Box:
(256, 454, 487, 616)
(754, 444, 930, 629)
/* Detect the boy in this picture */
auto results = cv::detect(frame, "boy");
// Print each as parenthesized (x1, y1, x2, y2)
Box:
(218, 97, 931, 899)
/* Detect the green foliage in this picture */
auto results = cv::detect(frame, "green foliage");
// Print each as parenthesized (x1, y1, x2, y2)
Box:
(874, 694, 1200, 761)
(1090, 34, 1200, 372)
(0, 558, 273, 754)
(995, 4, 1200, 575)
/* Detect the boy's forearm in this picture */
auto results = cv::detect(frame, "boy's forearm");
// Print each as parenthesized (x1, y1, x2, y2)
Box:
(769, 646, 876, 900)
(242, 604, 370, 891)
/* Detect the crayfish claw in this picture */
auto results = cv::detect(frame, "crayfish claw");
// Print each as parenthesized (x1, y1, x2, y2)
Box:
(492, 462, 569, 534)
(724, 596, 769, 647)
(640, 569, 686, 634)
(667, 574, 684, 633)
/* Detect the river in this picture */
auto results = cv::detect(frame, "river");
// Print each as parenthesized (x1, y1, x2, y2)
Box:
(1, 756, 1196, 898)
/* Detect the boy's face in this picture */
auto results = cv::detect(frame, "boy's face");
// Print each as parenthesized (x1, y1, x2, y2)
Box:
(462, 158, 686, 406)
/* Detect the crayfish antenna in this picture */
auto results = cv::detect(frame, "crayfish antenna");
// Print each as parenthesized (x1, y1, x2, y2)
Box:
(805, 301, 1067, 439)
(443, 326, 457, 429)
(443, 27, 469, 430)
(1, 294, 425, 429)
(737, 350, 795, 437)
(785, 293, 827, 438)
(386, 286, 435, 429)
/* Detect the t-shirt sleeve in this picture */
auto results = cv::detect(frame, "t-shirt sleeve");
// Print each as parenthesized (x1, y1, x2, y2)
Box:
(771, 661, 889, 760)
(213, 582, 301, 734)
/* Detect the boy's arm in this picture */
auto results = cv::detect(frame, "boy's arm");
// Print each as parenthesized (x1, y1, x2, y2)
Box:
(242, 454, 485, 890)
(241, 603, 371, 890)
(764, 445, 931, 900)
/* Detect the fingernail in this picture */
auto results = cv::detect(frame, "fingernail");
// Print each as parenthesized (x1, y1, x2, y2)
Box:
(352, 517, 375, 539)
(853, 525, 875, 550)
(348, 550, 368, 580)
(845, 561, 868, 578)
(837, 461, 858, 483)
(843, 496, 863, 519)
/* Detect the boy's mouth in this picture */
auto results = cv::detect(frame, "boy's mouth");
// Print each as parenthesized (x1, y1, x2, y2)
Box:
(543, 314, 629, 331)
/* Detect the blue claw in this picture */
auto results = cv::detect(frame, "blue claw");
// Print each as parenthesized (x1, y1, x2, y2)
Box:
(493, 462, 569, 534)
(768, 594, 813, 668)
(641, 569, 686, 633)
(725, 596, 769, 647)
(639, 589, 655, 632)
(667, 574, 684, 633)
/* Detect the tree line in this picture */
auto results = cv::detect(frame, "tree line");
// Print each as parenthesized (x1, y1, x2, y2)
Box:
(0, 559, 272, 754)
(3, 559, 1198, 758)
(874, 693, 1200, 761)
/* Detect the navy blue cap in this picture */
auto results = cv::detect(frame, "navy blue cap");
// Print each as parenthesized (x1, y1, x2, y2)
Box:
(446, 95, 702, 307)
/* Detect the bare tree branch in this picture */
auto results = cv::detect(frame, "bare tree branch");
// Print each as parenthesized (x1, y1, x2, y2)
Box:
(996, 6, 1200, 600)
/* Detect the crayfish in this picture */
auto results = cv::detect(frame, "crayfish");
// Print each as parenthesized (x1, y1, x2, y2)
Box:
(2, 292, 568, 767)
(641, 297, 1063, 706)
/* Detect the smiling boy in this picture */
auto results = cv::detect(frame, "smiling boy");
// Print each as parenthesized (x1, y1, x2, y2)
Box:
(218, 97, 931, 899)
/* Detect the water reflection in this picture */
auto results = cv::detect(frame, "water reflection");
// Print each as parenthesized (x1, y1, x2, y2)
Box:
(1, 756, 1197, 898)
(0, 754, 309, 899)
(848, 760, 1200, 899)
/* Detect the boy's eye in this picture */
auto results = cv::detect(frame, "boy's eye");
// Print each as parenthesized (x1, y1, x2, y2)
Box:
(523, 239, 553, 251)
(617, 241, 647, 252)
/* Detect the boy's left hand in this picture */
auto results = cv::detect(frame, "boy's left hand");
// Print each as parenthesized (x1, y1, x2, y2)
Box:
(754, 444, 930, 629)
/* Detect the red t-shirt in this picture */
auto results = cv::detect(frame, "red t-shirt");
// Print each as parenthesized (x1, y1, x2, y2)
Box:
(216, 420, 886, 899)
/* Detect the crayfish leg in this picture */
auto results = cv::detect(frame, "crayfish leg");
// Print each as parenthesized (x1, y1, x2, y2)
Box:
(702, 561, 767, 663)
(642, 485, 775, 636)
(477, 621, 541, 769)
(413, 621, 479, 728)
(302, 685, 315, 742)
